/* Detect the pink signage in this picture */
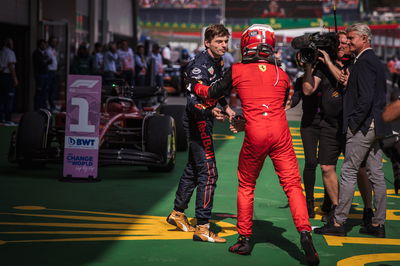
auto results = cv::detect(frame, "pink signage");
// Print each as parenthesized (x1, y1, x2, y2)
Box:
(63, 75, 102, 179)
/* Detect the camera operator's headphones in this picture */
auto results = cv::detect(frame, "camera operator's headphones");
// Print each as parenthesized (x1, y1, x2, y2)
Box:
(241, 24, 276, 63)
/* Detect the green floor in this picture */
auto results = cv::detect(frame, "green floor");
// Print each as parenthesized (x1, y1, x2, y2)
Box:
(0, 122, 399, 266)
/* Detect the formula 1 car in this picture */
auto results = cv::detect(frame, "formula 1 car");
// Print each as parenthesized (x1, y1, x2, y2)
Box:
(8, 83, 187, 172)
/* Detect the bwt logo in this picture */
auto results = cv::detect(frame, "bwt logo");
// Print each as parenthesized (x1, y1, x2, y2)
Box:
(65, 136, 98, 150)
(70, 80, 99, 88)
(68, 137, 95, 146)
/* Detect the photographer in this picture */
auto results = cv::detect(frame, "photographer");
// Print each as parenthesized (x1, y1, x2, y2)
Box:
(298, 31, 373, 224)
(301, 37, 343, 221)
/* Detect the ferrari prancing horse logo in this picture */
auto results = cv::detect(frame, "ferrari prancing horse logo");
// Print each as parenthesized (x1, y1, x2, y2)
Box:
(258, 64, 267, 72)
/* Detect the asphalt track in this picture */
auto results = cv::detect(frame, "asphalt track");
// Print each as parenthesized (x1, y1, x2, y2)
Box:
(0, 119, 399, 266)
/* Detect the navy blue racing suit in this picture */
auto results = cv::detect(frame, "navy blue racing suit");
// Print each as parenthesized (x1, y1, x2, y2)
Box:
(173, 50, 228, 224)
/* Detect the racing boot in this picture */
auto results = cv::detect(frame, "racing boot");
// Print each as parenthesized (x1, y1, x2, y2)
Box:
(193, 223, 226, 243)
(300, 231, 320, 266)
(229, 235, 252, 255)
(166, 210, 195, 232)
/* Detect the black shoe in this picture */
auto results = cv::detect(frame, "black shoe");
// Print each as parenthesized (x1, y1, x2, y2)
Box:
(314, 222, 346, 236)
(362, 208, 374, 226)
(306, 199, 315, 218)
(359, 224, 385, 238)
(300, 231, 320, 266)
(228, 235, 252, 255)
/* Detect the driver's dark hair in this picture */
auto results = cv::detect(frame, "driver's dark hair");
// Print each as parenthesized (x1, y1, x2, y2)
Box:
(204, 24, 230, 42)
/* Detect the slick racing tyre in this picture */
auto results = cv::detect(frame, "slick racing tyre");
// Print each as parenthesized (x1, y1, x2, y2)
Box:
(15, 111, 49, 167)
(160, 104, 188, 151)
(144, 114, 176, 172)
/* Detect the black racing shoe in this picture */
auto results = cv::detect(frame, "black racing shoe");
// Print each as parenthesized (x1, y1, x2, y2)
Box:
(300, 231, 320, 266)
(314, 222, 346, 236)
(228, 235, 252, 255)
(359, 224, 385, 238)
(362, 208, 374, 227)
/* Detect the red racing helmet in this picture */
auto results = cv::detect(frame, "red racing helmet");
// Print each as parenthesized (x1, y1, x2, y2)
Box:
(240, 24, 276, 61)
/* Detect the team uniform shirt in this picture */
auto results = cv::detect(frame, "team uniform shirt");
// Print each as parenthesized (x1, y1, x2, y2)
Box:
(118, 48, 135, 71)
(0, 47, 16, 74)
(93, 52, 104, 73)
(104, 51, 119, 72)
(46, 47, 57, 71)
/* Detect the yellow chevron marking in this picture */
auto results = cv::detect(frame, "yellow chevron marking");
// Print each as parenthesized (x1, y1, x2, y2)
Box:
(0, 206, 237, 245)
(324, 235, 400, 246)
(337, 253, 400, 266)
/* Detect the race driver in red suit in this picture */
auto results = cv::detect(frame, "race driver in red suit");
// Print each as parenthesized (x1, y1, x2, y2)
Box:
(192, 24, 319, 265)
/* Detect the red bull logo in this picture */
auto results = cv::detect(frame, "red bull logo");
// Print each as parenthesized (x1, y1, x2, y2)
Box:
(197, 121, 214, 159)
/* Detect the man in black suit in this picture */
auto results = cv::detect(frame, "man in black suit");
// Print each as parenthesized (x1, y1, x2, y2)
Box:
(314, 23, 391, 238)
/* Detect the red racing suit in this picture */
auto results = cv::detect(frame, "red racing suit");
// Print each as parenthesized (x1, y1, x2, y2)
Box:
(195, 62, 311, 236)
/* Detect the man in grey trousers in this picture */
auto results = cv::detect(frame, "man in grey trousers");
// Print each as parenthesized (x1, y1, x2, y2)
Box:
(314, 23, 391, 238)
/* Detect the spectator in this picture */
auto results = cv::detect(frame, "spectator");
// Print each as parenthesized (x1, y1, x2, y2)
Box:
(147, 43, 164, 87)
(0, 38, 18, 125)
(134, 43, 147, 86)
(387, 57, 397, 89)
(103, 41, 120, 81)
(118, 40, 135, 86)
(46, 36, 59, 112)
(70, 42, 93, 75)
(92, 42, 104, 75)
(32, 39, 51, 110)
(314, 23, 391, 238)
(162, 44, 172, 65)
(177, 48, 191, 94)
(395, 57, 400, 88)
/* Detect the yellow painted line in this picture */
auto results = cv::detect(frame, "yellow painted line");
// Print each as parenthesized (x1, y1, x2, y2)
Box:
(45, 208, 161, 219)
(0, 212, 150, 223)
(1, 230, 151, 235)
(337, 253, 400, 266)
(0, 222, 144, 229)
(324, 235, 400, 247)
(212, 134, 235, 140)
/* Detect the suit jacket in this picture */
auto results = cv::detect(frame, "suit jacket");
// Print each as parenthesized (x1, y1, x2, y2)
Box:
(343, 49, 391, 137)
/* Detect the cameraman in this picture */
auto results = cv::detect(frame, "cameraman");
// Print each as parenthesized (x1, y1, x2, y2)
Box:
(301, 31, 373, 224)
